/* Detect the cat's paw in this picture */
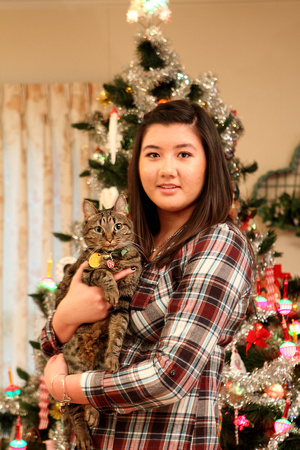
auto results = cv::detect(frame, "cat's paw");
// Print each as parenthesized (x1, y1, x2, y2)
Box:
(75, 431, 92, 450)
(105, 355, 119, 373)
(105, 291, 119, 307)
(85, 405, 99, 428)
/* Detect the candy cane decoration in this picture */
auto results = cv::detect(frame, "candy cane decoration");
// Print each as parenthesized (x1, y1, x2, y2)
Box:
(265, 266, 277, 311)
(38, 376, 50, 430)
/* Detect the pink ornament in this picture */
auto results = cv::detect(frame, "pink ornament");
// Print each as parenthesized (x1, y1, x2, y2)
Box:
(274, 417, 292, 434)
(274, 395, 292, 434)
(255, 296, 268, 309)
(280, 341, 297, 358)
(278, 298, 293, 316)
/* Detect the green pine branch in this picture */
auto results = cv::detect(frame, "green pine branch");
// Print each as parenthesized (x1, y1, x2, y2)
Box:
(258, 192, 300, 236)
(150, 79, 177, 101)
(258, 229, 278, 256)
(103, 76, 135, 109)
(81, 152, 129, 192)
(16, 367, 31, 382)
(137, 39, 166, 70)
(29, 291, 49, 317)
(187, 84, 203, 102)
(53, 232, 73, 242)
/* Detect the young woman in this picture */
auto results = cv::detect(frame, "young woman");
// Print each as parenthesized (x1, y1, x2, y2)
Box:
(42, 100, 252, 449)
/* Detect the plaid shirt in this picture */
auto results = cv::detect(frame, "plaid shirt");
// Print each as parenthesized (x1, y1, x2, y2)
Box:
(41, 223, 252, 449)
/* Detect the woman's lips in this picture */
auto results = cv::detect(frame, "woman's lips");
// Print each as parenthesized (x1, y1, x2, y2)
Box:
(158, 184, 180, 193)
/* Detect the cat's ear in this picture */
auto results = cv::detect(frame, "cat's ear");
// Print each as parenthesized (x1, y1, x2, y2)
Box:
(83, 200, 99, 221)
(113, 194, 127, 215)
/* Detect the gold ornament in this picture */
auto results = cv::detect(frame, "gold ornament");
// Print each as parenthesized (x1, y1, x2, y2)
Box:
(126, 86, 133, 94)
(97, 90, 112, 108)
(49, 402, 63, 420)
(264, 384, 285, 399)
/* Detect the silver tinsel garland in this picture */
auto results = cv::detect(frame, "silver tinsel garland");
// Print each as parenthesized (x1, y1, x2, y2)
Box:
(80, 25, 244, 172)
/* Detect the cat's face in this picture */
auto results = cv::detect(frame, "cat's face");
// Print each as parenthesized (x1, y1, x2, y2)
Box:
(82, 196, 134, 251)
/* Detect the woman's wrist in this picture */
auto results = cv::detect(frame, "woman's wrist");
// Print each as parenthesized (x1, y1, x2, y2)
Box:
(52, 309, 78, 344)
(50, 373, 64, 401)
(50, 373, 71, 404)
(50, 373, 89, 405)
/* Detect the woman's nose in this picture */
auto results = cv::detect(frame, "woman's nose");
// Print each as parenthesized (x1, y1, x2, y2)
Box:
(159, 157, 177, 176)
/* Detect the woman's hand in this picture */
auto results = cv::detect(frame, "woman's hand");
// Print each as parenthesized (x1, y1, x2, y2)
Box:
(53, 261, 136, 343)
(44, 353, 89, 404)
(44, 353, 68, 400)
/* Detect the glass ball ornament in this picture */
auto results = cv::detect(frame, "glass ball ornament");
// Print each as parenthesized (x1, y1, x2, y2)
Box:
(92, 147, 106, 164)
(277, 298, 293, 315)
(274, 417, 292, 434)
(255, 295, 268, 309)
(289, 320, 300, 336)
(264, 384, 285, 399)
(279, 341, 297, 357)
(126, 10, 139, 23)
(38, 277, 57, 291)
(5, 384, 21, 398)
(9, 416, 27, 449)
(9, 439, 27, 449)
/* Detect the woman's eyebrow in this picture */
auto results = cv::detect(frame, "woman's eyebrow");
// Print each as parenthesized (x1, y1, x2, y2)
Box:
(141, 143, 196, 151)
(141, 144, 160, 151)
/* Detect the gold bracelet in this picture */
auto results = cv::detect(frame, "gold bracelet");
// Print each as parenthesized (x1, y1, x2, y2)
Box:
(50, 373, 65, 399)
(61, 375, 72, 405)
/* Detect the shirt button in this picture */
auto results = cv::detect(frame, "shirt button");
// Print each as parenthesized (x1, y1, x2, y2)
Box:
(169, 369, 176, 377)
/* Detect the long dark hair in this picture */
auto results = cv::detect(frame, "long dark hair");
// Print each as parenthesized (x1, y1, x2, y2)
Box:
(128, 99, 234, 267)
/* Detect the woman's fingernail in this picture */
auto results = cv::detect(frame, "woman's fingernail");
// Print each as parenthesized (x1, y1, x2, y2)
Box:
(131, 266, 137, 271)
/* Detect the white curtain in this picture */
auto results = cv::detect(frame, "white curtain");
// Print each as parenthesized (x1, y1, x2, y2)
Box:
(0, 82, 102, 387)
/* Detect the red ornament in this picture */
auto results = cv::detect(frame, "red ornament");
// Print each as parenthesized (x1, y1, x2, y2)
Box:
(241, 214, 253, 231)
(233, 414, 250, 431)
(246, 323, 271, 354)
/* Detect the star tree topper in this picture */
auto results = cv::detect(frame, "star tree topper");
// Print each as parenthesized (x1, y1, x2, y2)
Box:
(127, 0, 171, 23)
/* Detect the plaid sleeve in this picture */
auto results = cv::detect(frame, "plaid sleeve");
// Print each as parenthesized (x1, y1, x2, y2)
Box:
(40, 312, 64, 359)
(82, 224, 252, 414)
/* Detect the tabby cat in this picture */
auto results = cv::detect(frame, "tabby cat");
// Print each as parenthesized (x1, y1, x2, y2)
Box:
(55, 195, 142, 449)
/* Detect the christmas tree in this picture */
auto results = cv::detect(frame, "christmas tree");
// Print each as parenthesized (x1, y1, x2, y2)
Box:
(1, 1, 300, 448)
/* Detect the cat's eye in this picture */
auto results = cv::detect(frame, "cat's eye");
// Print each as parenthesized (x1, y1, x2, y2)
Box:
(95, 226, 103, 233)
(114, 223, 123, 231)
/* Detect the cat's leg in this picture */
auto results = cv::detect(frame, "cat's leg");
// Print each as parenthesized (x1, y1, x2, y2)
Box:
(90, 269, 119, 306)
(84, 405, 100, 428)
(64, 404, 92, 450)
(104, 301, 130, 373)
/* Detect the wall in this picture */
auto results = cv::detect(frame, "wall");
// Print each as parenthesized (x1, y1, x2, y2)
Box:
(1, 0, 300, 276)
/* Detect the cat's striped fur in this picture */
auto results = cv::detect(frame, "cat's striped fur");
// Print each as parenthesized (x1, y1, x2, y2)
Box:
(55, 195, 142, 449)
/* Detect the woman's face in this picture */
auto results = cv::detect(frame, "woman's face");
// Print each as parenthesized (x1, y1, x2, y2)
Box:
(138, 123, 207, 220)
